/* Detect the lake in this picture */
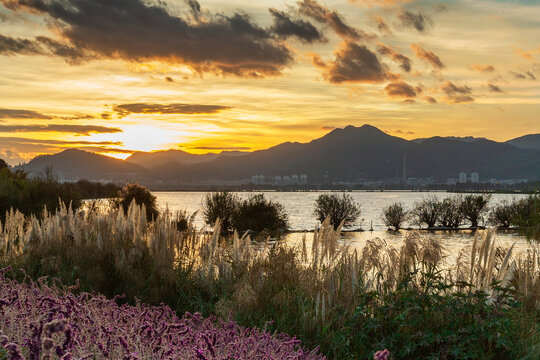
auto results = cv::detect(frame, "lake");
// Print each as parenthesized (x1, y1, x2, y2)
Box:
(154, 191, 533, 257)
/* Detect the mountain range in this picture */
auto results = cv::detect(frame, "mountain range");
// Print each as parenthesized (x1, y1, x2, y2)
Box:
(16, 125, 540, 185)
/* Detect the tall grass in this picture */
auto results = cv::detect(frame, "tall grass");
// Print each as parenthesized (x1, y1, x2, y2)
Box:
(1, 202, 539, 358)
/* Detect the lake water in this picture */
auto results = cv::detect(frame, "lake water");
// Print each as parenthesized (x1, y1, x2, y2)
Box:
(154, 191, 534, 257)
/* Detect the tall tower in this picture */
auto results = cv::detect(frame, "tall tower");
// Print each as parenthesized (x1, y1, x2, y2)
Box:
(402, 153, 407, 184)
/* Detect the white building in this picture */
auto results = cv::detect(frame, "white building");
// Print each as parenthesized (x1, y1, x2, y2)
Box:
(470, 172, 480, 183)
(300, 174, 308, 185)
(291, 174, 299, 184)
(459, 172, 467, 183)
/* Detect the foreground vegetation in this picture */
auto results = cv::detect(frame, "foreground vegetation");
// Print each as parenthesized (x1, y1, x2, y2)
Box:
(1, 202, 539, 359)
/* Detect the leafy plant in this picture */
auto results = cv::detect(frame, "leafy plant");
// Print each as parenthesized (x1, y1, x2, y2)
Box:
(203, 191, 239, 233)
(313, 193, 361, 229)
(114, 183, 159, 221)
(381, 203, 408, 231)
(438, 196, 464, 228)
(411, 196, 441, 228)
(459, 194, 491, 228)
(233, 193, 289, 235)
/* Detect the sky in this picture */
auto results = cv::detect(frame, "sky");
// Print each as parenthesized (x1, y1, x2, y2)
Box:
(0, 0, 539, 165)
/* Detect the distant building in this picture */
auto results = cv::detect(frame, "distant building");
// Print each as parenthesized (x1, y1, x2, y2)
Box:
(291, 174, 299, 184)
(274, 176, 282, 186)
(470, 172, 480, 183)
(459, 172, 467, 184)
(447, 178, 458, 185)
(283, 176, 291, 185)
(300, 174, 308, 185)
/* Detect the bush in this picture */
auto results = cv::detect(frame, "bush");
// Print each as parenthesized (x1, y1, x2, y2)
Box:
(175, 209, 197, 232)
(114, 183, 159, 221)
(0, 158, 7, 169)
(411, 196, 441, 228)
(233, 194, 289, 234)
(203, 191, 239, 233)
(438, 196, 464, 228)
(313, 193, 361, 229)
(344, 272, 531, 359)
(381, 203, 408, 231)
(513, 195, 540, 242)
(0, 167, 81, 221)
(489, 200, 516, 228)
(460, 194, 491, 228)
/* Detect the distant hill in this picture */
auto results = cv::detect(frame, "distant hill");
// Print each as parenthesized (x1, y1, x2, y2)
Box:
(17, 149, 145, 181)
(506, 134, 540, 151)
(17, 126, 540, 185)
(412, 136, 486, 144)
(126, 149, 247, 168)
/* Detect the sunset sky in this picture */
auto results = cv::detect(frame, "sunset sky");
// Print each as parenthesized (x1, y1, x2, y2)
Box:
(0, 0, 539, 165)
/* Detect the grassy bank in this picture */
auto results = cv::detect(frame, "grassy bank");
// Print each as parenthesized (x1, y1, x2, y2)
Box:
(1, 202, 539, 359)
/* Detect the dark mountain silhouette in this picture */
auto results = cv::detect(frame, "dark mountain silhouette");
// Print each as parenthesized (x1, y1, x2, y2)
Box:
(17, 125, 540, 184)
(506, 134, 540, 151)
(17, 149, 145, 181)
(151, 125, 539, 183)
(126, 149, 247, 168)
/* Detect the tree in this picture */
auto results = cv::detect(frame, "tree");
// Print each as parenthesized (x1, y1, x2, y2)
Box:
(459, 194, 491, 228)
(0, 158, 7, 170)
(115, 183, 159, 221)
(411, 196, 442, 228)
(233, 194, 289, 234)
(489, 200, 514, 228)
(313, 193, 361, 230)
(203, 191, 239, 233)
(438, 197, 464, 228)
(381, 203, 408, 231)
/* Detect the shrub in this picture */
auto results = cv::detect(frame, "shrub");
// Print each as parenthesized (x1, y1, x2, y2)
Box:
(233, 194, 289, 234)
(175, 209, 197, 232)
(438, 196, 464, 228)
(411, 196, 441, 228)
(114, 183, 159, 221)
(344, 272, 531, 359)
(313, 193, 361, 229)
(489, 200, 516, 228)
(460, 194, 491, 228)
(0, 158, 7, 169)
(381, 203, 408, 230)
(512, 195, 540, 242)
(203, 191, 239, 233)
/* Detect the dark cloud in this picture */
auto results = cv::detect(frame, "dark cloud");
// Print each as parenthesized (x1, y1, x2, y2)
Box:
(0, 108, 52, 119)
(411, 44, 444, 69)
(0, 34, 86, 64)
(313, 42, 387, 84)
(488, 83, 503, 93)
(1, 0, 294, 77)
(0, 136, 122, 146)
(297, 0, 367, 40)
(470, 64, 495, 73)
(395, 129, 415, 135)
(186, 0, 201, 19)
(321, 126, 336, 130)
(186, 146, 250, 151)
(373, 15, 391, 35)
(441, 81, 474, 104)
(377, 43, 411, 72)
(75, 146, 136, 154)
(113, 103, 231, 117)
(165, 76, 174, 82)
(269, 8, 323, 43)
(510, 70, 536, 80)
(424, 96, 437, 104)
(398, 10, 432, 32)
(384, 81, 416, 97)
(0, 124, 122, 135)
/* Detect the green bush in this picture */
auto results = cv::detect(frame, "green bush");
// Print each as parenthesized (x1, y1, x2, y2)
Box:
(381, 203, 408, 231)
(438, 197, 464, 228)
(313, 193, 361, 229)
(342, 272, 533, 360)
(114, 183, 159, 221)
(411, 196, 442, 228)
(460, 194, 491, 228)
(233, 194, 289, 234)
(203, 191, 239, 233)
